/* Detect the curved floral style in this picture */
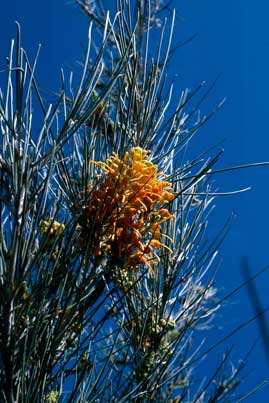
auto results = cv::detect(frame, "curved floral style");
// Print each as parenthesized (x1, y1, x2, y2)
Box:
(81, 147, 174, 270)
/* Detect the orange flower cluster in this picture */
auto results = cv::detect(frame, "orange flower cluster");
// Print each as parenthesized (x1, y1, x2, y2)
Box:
(83, 147, 174, 270)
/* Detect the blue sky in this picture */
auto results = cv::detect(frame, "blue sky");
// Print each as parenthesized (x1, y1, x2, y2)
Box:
(1, 1, 269, 401)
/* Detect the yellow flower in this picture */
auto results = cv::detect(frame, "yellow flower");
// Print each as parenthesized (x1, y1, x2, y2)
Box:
(80, 147, 174, 272)
(45, 390, 59, 403)
(40, 219, 65, 239)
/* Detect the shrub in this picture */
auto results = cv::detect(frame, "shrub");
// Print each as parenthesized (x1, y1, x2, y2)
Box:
(0, 1, 265, 402)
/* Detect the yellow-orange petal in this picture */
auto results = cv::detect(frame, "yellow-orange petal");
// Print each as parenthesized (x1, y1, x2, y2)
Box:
(150, 239, 161, 249)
